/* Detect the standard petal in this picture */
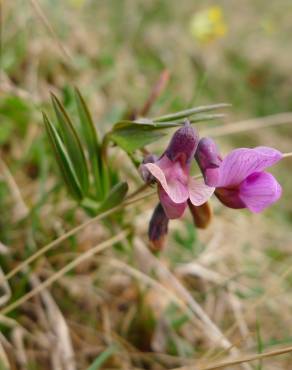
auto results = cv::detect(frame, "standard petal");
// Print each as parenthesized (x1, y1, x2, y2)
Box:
(158, 187, 187, 219)
(218, 147, 282, 187)
(239, 171, 282, 213)
(144, 162, 189, 203)
(188, 177, 215, 206)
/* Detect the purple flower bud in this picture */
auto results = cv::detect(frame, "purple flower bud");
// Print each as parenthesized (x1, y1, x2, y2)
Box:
(195, 137, 222, 186)
(148, 203, 169, 251)
(165, 120, 199, 165)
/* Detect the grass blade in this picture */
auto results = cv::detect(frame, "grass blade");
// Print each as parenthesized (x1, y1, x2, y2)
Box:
(51, 93, 89, 195)
(86, 345, 117, 370)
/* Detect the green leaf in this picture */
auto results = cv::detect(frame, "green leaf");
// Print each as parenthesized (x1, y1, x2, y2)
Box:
(108, 121, 166, 153)
(152, 103, 230, 122)
(115, 113, 224, 129)
(74, 88, 109, 200)
(113, 118, 155, 128)
(155, 113, 225, 127)
(74, 88, 100, 147)
(97, 181, 128, 213)
(51, 93, 90, 195)
(108, 112, 223, 154)
(43, 113, 83, 201)
(86, 345, 117, 370)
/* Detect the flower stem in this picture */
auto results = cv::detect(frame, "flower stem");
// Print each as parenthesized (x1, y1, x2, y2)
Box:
(282, 151, 292, 158)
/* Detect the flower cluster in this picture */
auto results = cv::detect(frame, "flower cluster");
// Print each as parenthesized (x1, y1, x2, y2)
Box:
(189, 6, 227, 44)
(140, 120, 282, 251)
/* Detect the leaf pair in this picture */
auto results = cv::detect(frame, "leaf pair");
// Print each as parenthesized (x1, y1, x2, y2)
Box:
(107, 103, 229, 154)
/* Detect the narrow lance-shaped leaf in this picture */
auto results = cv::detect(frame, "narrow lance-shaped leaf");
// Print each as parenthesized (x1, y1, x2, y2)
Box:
(74, 88, 109, 200)
(151, 103, 230, 122)
(43, 113, 83, 201)
(116, 113, 225, 129)
(51, 93, 90, 195)
(155, 113, 226, 127)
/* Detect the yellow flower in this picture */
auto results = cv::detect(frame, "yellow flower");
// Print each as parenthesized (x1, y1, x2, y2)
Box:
(260, 17, 276, 35)
(189, 6, 227, 44)
(66, 0, 86, 8)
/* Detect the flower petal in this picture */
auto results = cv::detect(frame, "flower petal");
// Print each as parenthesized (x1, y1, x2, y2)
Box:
(217, 147, 282, 187)
(195, 137, 222, 186)
(158, 187, 187, 219)
(239, 171, 282, 213)
(188, 177, 215, 206)
(144, 162, 189, 203)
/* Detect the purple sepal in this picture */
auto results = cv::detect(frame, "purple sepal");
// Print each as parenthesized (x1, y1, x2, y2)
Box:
(165, 120, 199, 165)
(148, 203, 169, 251)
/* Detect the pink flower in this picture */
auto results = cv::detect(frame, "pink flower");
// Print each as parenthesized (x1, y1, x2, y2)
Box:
(140, 122, 215, 219)
(195, 138, 282, 213)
